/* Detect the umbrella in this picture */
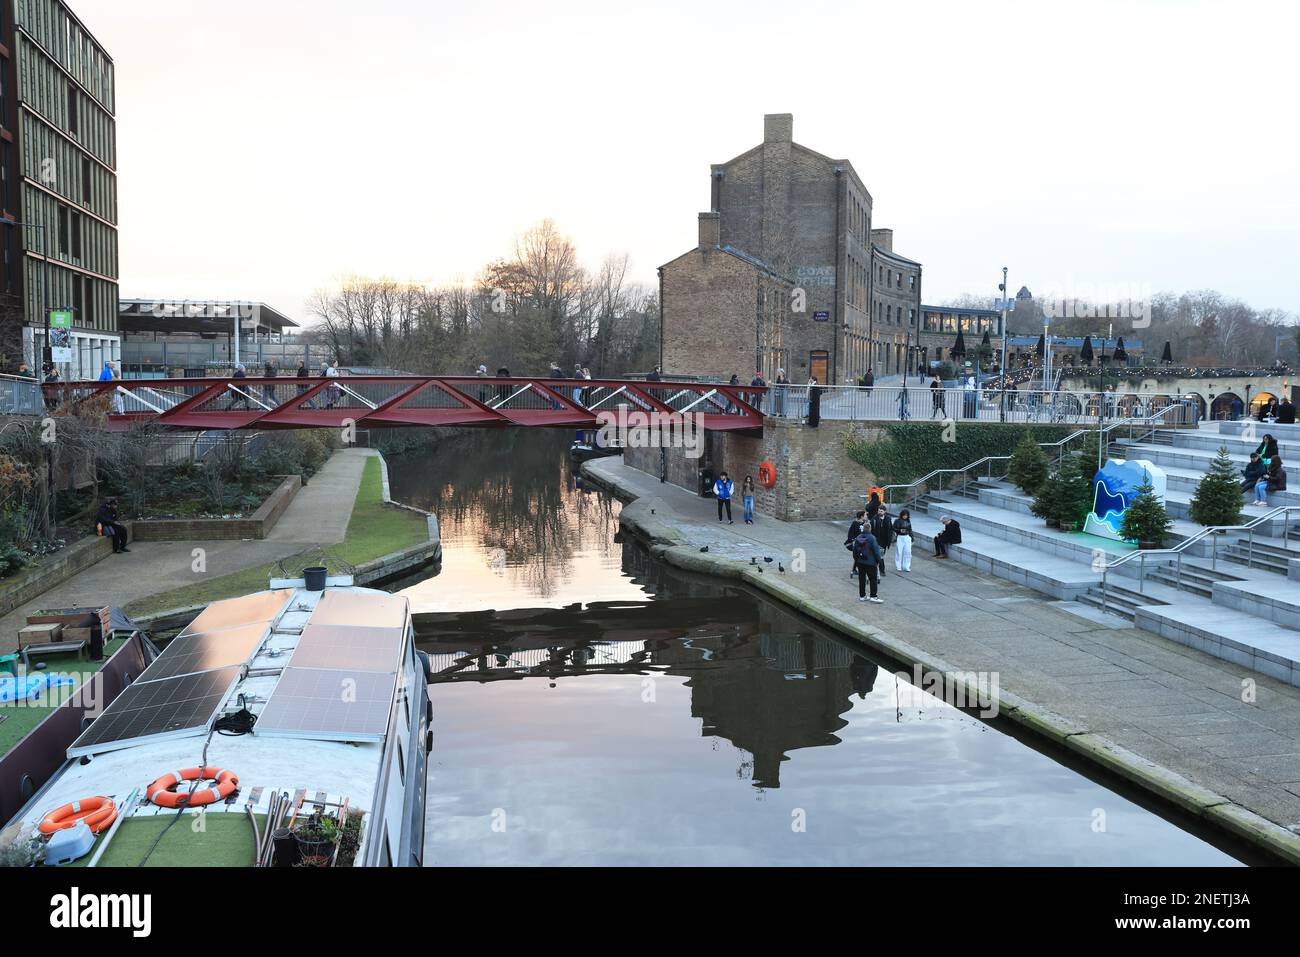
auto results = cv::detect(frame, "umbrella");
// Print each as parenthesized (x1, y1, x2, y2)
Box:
(1080, 336, 1094, 366)
(951, 329, 967, 358)
(1161, 340, 1173, 363)
(1113, 337, 1128, 363)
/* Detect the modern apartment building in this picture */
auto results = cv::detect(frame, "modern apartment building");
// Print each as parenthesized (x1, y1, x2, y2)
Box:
(0, 0, 118, 379)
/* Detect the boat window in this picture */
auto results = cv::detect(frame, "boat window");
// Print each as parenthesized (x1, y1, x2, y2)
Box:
(397, 739, 405, 784)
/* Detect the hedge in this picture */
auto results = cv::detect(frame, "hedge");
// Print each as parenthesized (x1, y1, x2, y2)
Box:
(844, 423, 1080, 487)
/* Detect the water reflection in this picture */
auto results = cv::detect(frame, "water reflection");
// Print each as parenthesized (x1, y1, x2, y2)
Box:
(396, 431, 1249, 866)
(390, 430, 632, 609)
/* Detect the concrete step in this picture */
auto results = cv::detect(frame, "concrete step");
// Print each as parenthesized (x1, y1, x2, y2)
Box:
(1133, 603, 1300, 686)
(1167, 429, 1300, 457)
(1152, 463, 1300, 507)
(1216, 421, 1300, 443)
(1113, 441, 1300, 486)
(1211, 577, 1300, 630)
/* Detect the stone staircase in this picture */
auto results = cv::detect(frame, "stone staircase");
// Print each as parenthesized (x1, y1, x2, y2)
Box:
(905, 420, 1300, 686)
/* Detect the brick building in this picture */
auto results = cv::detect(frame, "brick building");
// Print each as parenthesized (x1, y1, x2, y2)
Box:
(659, 212, 793, 382)
(917, 305, 1004, 373)
(660, 113, 923, 385)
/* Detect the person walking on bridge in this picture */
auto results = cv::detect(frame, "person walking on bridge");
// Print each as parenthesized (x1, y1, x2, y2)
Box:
(714, 471, 735, 524)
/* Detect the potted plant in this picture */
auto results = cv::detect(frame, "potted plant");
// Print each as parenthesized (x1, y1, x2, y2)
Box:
(1119, 476, 1173, 549)
(292, 812, 339, 866)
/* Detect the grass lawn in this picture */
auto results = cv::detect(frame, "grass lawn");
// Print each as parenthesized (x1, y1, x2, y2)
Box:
(122, 456, 429, 619)
(0, 637, 129, 756)
(70, 812, 264, 867)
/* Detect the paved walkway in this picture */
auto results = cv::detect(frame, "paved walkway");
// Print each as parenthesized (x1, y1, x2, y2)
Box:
(0, 449, 372, 652)
(586, 457, 1300, 855)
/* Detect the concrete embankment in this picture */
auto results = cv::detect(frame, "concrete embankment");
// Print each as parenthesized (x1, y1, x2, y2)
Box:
(582, 457, 1300, 864)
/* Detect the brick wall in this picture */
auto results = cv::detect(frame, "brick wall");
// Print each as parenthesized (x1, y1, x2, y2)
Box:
(624, 419, 883, 522)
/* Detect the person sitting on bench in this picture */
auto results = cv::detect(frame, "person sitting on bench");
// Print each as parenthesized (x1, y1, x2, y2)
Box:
(934, 517, 961, 558)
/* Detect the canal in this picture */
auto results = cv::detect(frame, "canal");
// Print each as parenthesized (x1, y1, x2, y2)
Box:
(388, 430, 1253, 866)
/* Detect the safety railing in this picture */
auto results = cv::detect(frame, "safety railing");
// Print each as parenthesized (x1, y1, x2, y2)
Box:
(877, 402, 1189, 508)
(0, 373, 45, 415)
(768, 384, 1198, 426)
(1100, 505, 1300, 613)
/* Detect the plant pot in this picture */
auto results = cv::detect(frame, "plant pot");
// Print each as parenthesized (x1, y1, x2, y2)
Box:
(292, 829, 334, 862)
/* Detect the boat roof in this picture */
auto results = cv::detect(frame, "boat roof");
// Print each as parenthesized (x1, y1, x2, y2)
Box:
(9, 580, 411, 853)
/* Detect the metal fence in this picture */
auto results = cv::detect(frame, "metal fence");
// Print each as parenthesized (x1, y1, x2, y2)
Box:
(762, 384, 1201, 427)
(0, 374, 43, 415)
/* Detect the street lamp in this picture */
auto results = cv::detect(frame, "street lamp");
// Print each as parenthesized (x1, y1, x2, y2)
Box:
(997, 266, 1009, 421)
(0, 217, 51, 382)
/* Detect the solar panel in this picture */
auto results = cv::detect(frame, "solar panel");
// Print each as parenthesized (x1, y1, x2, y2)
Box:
(310, 590, 407, 629)
(255, 667, 396, 742)
(137, 621, 270, 682)
(179, 589, 294, 636)
(68, 666, 242, 757)
(289, 623, 405, 673)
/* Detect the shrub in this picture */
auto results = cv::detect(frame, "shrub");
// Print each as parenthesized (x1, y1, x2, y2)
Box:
(1031, 465, 1093, 529)
(844, 423, 1076, 488)
(1120, 476, 1174, 545)
(1007, 433, 1051, 495)
(1189, 447, 1244, 527)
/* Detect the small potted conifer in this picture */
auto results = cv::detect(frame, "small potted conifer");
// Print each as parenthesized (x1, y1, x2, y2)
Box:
(1119, 476, 1173, 549)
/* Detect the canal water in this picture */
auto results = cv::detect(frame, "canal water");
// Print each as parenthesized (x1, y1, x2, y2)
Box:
(389, 430, 1250, 866)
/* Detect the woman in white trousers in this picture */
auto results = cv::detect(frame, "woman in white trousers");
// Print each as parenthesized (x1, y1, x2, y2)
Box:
(892, 508, 914, 573)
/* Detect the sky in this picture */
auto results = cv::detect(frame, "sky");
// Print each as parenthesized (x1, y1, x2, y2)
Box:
(74, 0, 1299, 326)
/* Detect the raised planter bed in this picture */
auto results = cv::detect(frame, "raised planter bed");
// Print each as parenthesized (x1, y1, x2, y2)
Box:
(130, 475, 302, 542)
(0, 536, 115, 618)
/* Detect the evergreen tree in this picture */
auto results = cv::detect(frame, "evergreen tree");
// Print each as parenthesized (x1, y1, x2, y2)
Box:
(1120, 475, 1174, 545)
(1008, 433, 1051, 495)
(1031, 465, 1093, 529)
(1074, 431, 1107, 485)
(1189, 446, 1244, 527)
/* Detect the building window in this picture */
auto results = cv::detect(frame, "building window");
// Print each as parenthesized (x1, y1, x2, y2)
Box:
(67, 87, 79, 136)
(70, 212, 82, 259)
(58, 205, 69, 254)
(82, 158, 92, 206)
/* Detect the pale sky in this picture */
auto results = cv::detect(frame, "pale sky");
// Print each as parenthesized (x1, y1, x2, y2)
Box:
(74, 0, 1299, 325)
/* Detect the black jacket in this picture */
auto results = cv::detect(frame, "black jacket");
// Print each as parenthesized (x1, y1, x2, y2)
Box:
(1242, 460, 1266, 486)
(845, 520, 865, 548)
(938, 520, 962, 544)
(1278, 402, 1296, 424)
(893, 517, 913, 539)
(871, 513, 894, 548)
(96, 503, 119, 526)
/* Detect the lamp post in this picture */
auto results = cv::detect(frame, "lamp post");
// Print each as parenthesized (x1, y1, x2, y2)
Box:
(998, 266, 1009, 421)
(1, 218, 51, 382)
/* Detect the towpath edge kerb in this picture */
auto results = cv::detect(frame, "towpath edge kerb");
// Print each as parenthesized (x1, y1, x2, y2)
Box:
(582, 459, 1300, 864)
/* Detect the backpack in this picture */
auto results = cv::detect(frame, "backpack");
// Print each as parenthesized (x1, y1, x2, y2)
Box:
(852, 534, 878, 566)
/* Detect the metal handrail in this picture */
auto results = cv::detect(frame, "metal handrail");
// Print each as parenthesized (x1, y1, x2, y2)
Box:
(1100, 505, 1300, 612)
(878, 403, 1186, 507)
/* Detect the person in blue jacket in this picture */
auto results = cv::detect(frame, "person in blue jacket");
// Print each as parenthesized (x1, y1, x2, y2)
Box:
(714, 471, 734, 524)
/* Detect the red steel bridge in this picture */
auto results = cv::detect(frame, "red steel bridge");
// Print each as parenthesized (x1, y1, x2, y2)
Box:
(40, 376, 766, 432)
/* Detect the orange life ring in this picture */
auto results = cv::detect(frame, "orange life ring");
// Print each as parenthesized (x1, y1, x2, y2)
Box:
(38, 796, 117, 835)
(758, 462, 777, 488)
(146, 766, 239, 808)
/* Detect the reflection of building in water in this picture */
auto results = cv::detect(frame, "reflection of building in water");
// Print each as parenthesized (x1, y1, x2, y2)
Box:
(420, 591, 870, 789)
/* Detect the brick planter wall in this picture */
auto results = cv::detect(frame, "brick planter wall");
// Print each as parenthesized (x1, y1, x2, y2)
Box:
(130, 475, 302, 541)
(0, 535, 115, 617)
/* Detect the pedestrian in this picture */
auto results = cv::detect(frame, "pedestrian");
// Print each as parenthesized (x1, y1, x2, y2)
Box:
(862, 367, 875, 393)
(844, 509, 866, 578)
(323, 360, 341, 409)
(852, 526, 884, 603)
(495, 366, 511, 403)
(714, 471, 735, 524)
(806, 376, 822, 427)
(934, 516, 962, 558)
(742, 475, 756, 524)
(262, 358, 277, 405)
(43, 362, 60, 384)
(572, 363, 584, 403)
(866, 490, 882, 520)
(773, 368, 788, 416)
(749, 370, 767, 415)
(229, 362, 250, 410)
(897, 385, 910, 421)
(930, 375, 945, 418)
(581, 366, 593, 405)
(96, 496, 130, 554)
(1278, 397, 1296, 425)
(295, 359, 311, 405)
(727, 374, 741, 414)
(893, 508, 914, 572)
(476, 364, 490, 403)
(962, 373, 978, 419)
(871, 505, 894, 577)
(15, 361, 32, 379)
(647, 365, 662, 382)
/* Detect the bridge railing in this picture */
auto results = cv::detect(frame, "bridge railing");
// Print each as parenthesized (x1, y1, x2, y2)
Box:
(766, 384, 1200, 426)
(0, 373, 44, 415)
